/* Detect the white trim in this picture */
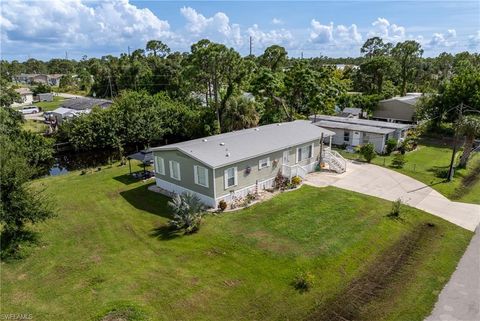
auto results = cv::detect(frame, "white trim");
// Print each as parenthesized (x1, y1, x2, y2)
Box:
(155, 178, 215, 207)
(194, 165, 209, 188)
(295, 147, 299, 164)
(216, 176, 276, 204)
(258, 157, 270, 169)
(224, 166, 237, 189)
(169, 160, 181, 181)
(154, 156, 165, 175)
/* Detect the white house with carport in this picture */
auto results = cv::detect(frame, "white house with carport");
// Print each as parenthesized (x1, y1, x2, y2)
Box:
(310, 115, 412, 153)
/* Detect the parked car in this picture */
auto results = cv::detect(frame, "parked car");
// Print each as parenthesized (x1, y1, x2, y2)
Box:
(44, 111, 53, 120)
(19, 106, 40, 114)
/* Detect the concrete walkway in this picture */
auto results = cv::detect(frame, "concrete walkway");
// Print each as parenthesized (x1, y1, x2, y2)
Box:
(305, 161, 480, 231)
(424, 226, 480, 321)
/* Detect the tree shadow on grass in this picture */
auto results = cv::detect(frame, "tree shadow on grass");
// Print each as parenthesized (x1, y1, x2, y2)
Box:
(149, 224, 182, 240)
(113, 173, 139, 185)
(119, 183, 173, 219)
(1, 230, 39, 261)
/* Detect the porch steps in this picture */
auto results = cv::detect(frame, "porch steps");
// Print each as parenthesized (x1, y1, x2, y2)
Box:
(323, 149, 347, 173)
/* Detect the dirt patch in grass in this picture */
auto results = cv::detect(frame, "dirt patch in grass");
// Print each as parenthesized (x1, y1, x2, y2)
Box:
(307, 223, 437, 321)
(452, 161, 480, 200)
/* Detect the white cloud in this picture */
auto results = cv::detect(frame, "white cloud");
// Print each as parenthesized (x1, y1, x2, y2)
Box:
(247, 24, 293, 48)
(468, 30, 480, 48)
(180, 6, 242, 45)
(428, 29, 457, 47)
(272, 18, 283, 25)
(368, 17, 405, 41)
(310, 20, 361, 45)
(1, 0, 172, 56)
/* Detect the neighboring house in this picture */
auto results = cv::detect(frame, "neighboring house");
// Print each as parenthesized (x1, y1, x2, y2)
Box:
(372, 93, 422, 123)
(310, 115, 412, 153)
(11, 88, 34, 107)
(150, 120, 337, 207)
(50, 97, 112, 123)
(13, 73, 64, 86)
(48, 74, 63, 86)
(36, 93, 54, 102)
(338, 107, 362, 118)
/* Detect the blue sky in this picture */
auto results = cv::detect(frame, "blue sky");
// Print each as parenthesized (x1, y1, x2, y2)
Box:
(1, 0, 479, 61)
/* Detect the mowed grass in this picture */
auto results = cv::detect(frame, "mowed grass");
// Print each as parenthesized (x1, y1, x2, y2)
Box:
(0, 164, 472, 321)
(22, 119, 48, 134)
(337, 144, 480, 204)
(34, 96, 65, 112)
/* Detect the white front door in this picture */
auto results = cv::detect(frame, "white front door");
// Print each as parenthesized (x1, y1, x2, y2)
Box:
(352, 131, 361, 146)
(282, 150, 289, 164)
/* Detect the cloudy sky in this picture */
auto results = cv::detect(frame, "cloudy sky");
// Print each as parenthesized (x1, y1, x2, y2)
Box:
(1, 0, 479, 61)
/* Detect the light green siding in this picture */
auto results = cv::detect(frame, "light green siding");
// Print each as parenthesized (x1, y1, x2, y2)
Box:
(214, 140, 320, 198)
(152, 150, 215, 198)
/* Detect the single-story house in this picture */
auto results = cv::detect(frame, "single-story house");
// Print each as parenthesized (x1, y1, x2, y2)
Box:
(149, 120, 336, 207)
(48, 74, 63, 86)
(310, 115, 412, 153)
(51, 97, 112, 123)
(36, 93, 54, 102)
(50, 107, 91, 123)
(13, 74, 64, 86)
(11, 88, 34, 107)
(338, 107, 362, 118)
(372, 93, 422, 123)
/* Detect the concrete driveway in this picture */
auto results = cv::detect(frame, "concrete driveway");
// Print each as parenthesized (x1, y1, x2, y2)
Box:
(305, 161, 480, 231)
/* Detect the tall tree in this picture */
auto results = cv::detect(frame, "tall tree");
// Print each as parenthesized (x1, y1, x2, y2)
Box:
(221, 96, 260, 131)
(259, 45, 288, 72)
(360, 37, 393, 58)
(146, 40, 170, 57)
(458, 115, 480, 168)
(392, 40, 423, 96)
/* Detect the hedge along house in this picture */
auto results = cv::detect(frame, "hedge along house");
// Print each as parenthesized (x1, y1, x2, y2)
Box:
(149, 121, 335, 207)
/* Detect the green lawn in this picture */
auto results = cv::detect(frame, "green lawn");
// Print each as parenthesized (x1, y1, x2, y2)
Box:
(0, 164, 472, 321)
(336, 143, 480, 204)
(34, 96, 65, 112)
(23, 119, 47, 134)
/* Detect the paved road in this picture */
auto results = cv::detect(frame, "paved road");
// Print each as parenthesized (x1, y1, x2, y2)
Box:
(305, 161, 480, 231)
(424, 226, 480, 321)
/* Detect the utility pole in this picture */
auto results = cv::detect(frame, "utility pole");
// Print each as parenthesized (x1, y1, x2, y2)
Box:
(447, 102, 463, 181)
(65, 51, 68, 60)
(128, 46, 131, 56)
(249, 36, 253, 56)
(301, 51, 303, 59)
(108, 72, 114, 98)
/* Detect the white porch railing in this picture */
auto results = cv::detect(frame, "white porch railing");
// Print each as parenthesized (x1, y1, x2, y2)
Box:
(322, 149, 347, 173)
(282, 163, 309, 179)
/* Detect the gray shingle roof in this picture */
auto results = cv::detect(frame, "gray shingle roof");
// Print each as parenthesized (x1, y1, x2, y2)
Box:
(150, 120, 334, 168)
(61, 97, 112, 110)
(310, 115, 412, 130)
(313, 120, 395, 135)
(342, 107, 362, 115)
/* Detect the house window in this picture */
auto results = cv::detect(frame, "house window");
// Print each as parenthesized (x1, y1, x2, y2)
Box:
(224, 167, 237, 189)
(344, 131, 350, 142)
(296, 144, 313, 163)
(169, 160, 181, 181)
(194, 165, 209, 187)
(154, 156, 165, 175)
(258, 157, 270, 169)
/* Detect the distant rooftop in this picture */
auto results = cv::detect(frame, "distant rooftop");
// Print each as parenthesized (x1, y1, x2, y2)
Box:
(61, 97, 112, 110)
(15, 88, 33, 95)
(310, 115, 412, 130)
(150, 120, 334, 168)
(313, 120, 395, 135)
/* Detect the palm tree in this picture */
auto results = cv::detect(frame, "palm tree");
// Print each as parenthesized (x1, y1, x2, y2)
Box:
(221, 96, 260, 132)
(458, 115, 480, 168)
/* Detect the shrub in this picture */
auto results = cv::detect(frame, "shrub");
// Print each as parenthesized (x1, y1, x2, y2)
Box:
(385, 138, 397, 155)
(388, 199, 403, 218)
(291, 176, 302, 186)
(293, 271, 315, 293)
(217, 200, 227, 212)
(274, 170, 288, 190)
(391, 153, 407, 168)
(359, 143, 376, 163)
(168, 193, 206, 234)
